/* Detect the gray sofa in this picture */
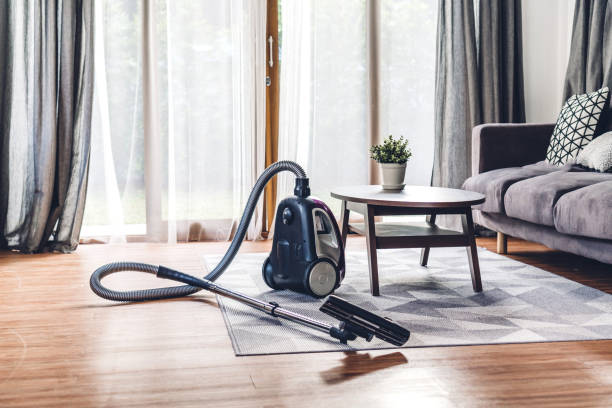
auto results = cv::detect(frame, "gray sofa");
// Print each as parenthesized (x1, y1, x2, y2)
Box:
(462, 123, 612, 264)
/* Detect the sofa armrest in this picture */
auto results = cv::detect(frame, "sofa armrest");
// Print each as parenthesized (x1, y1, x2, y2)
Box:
(472, 123, 555, 175)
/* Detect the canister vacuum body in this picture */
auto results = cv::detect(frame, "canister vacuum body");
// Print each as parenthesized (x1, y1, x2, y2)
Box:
(263, 188, 345, 298)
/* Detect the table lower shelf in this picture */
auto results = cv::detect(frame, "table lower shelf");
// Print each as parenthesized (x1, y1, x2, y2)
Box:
(349, 222, 470, 249)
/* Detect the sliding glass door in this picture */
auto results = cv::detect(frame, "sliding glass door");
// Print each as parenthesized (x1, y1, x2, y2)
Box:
(379, 0, 436, 187)
(83, 0, 437, 241)
(85, 0, 145, 238)
(84, 0, 266, 242)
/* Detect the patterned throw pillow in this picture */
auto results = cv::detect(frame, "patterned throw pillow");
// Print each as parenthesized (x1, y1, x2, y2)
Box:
(546, 87, 609, 166)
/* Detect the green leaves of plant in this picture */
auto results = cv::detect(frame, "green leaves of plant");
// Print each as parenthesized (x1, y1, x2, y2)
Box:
(369, 135, 412, 164)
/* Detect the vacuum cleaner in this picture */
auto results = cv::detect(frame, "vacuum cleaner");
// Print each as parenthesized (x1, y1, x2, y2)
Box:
(89, 161, 410, 347)
(263, 186, 345, 298)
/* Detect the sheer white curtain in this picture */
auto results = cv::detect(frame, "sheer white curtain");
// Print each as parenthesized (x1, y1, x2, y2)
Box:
(379, 1, 436, 186)
(278, 0, 369, 214)
(277, 0, 314, 206)
(86, 0, 143, 243)
(278, 0, 437, 213)
(83, 0, 266, 242)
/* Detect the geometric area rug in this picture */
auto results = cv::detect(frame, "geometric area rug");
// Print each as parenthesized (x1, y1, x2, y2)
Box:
(203, 247, 612, 356)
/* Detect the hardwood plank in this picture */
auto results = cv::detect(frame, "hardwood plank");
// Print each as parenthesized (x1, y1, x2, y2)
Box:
(1, 237, 612, 407)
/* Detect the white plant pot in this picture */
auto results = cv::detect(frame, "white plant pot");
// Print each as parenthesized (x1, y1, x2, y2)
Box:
(380, 163, 407, 190)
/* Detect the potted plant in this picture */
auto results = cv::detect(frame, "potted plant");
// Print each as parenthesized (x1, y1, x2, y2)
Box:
(369, 135, 412, 190)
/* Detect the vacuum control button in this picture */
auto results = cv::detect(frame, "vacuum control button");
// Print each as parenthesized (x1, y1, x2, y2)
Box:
(282, 207, 293, 224)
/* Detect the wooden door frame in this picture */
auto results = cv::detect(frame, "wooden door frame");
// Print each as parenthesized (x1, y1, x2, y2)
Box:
(264, 0, 280, 234)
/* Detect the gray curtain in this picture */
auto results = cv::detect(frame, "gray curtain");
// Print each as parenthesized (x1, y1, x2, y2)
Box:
(0, 0, 94, 253)
(433, 0, 525, 230)
(432, 0, 480, 192)
(478, 0, 526, 123)
(563, 0, 612, 132)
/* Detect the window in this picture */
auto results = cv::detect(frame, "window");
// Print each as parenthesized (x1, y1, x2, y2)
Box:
(379, 0, 436, 187)
(278, 0, 437, 213)
(85, 0, 145, 237)
(83, 0, 437, 240)
(84, 0, 265, 242)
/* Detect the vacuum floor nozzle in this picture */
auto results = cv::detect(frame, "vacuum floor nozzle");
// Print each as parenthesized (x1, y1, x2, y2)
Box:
(320, 295, 411, 347)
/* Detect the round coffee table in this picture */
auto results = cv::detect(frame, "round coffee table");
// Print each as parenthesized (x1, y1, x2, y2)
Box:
(330, 185, 486, 296)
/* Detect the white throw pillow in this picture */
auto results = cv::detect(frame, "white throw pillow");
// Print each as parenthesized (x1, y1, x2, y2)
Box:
(576, 131, 612, 172)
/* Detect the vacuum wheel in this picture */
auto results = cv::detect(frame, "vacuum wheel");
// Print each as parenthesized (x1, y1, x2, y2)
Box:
(262, 257, 280, 290)
(306, 258, 339, 298)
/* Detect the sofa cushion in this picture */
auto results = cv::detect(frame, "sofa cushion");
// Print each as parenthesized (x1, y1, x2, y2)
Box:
(553, 180, 612, 240)
(462, 161, 562, 214)
(504, 170, 612, 226)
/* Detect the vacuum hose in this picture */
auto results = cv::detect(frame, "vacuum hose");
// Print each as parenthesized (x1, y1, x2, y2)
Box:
(90, 161, 307, 302)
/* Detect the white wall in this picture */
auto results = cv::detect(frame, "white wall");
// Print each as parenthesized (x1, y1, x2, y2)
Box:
(522, 0, 574, 123)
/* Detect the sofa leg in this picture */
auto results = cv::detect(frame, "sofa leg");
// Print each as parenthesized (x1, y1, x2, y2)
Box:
(496, 232, 508, 254)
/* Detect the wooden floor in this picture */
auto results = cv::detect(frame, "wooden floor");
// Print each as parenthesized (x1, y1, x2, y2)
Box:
(1, 237, 612, 407)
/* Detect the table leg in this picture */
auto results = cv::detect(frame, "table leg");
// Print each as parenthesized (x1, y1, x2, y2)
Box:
(339, 200, 350, 249)
(420, 213, 437, 266)
(462, 209, 482, 292)
(364, 205, 380, 296)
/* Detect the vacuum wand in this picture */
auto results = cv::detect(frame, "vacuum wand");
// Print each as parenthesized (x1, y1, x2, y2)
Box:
(157, 266, 333, 335)
(157, 266, 410, 346)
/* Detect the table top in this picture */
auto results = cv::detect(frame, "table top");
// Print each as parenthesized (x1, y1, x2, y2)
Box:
(330, 185, 485, 208)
